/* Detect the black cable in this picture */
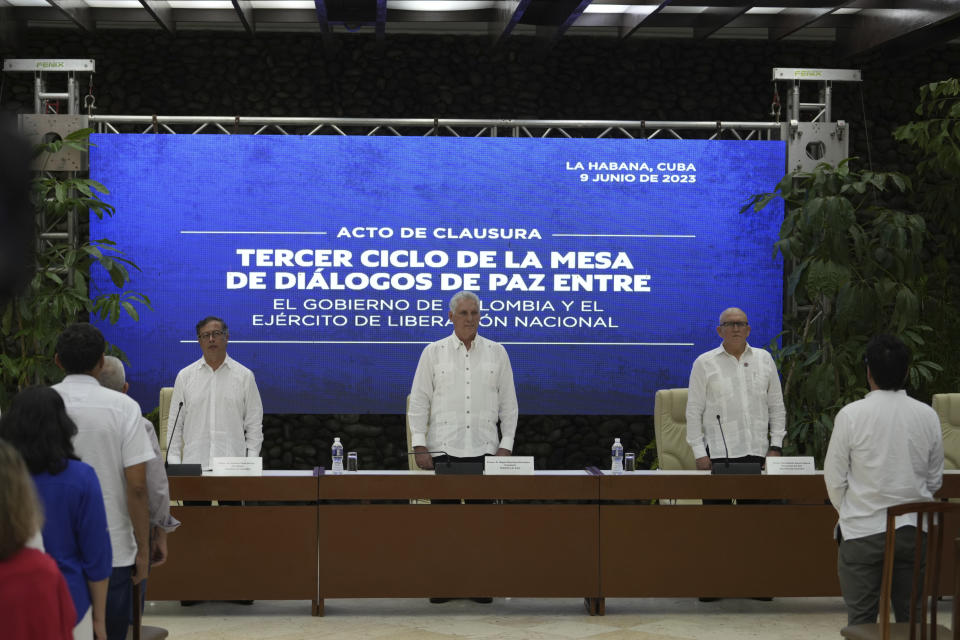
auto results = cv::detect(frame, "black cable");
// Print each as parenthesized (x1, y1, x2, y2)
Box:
(858, 85, 874, 171)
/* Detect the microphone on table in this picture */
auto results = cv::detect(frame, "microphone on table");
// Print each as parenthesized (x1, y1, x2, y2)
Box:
(165, 401, 201, 477)
(716, 414, 731, 470)
(165, 401, 184, 466)
(711, 415, 762, 477)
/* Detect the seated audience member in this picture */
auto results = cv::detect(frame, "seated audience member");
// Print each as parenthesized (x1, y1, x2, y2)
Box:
(0, 387, 112, 640)
(0, 438, 76, 639)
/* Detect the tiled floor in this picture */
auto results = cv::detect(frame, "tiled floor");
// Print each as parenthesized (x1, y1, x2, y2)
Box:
(139, 596, 954, 639)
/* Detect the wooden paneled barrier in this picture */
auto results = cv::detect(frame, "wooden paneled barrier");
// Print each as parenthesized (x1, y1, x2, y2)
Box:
(147, 471, 960, 616)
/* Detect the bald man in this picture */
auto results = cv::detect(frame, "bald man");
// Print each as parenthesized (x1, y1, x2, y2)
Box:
(685, 307, 786, 471)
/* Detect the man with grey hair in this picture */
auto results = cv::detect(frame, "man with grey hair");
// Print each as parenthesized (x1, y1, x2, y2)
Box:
(408, 290, 519, 473)
(686, 307, 786, 471)
(97, 356, 180, 574)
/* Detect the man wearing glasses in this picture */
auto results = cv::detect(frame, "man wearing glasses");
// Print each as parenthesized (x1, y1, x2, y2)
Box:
(166, 316, 264, 470)
(685, 307, 786, 472)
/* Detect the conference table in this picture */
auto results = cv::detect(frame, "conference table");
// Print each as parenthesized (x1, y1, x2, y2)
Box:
(147, 469, 960, 616)
(148, 471, 320, 613)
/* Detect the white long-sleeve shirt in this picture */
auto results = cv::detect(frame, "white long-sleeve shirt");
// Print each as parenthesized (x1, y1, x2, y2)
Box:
(141, 417, 180, 533)
(408, 332, 518, 458)
(824, 389, 943, 541)
(685, 343, 786, 459)
(166, 354, 263, 468)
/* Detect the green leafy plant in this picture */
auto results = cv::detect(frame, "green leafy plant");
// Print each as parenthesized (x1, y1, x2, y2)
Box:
(638, 438, 658, 470)
(0, 129, 150, 406)
(743, 159, 941, 463)
(893, 79, 960, 241)
(893, 78, 960, 391)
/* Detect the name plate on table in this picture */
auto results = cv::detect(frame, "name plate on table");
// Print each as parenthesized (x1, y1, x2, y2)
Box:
(484, 456, 535, 475)
(765, 456, 815, 475)
(210, 457, 263, 476)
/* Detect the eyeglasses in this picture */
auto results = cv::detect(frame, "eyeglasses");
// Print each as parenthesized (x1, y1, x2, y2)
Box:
(198, 330, 226, 340)
(719, 321, 749, 329)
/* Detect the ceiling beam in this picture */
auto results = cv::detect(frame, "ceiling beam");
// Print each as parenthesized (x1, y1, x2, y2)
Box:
(693, 5, 750, 39)
(621, 0, 673, 40)
(387, 9, 490, 23)
(535, 0, 593, 46)
(46, 0, 93, 31)
(0, 1, 21, 50)
(768, 6, 847, 40)
(773, 0, 848, 6)
(837, 0, 960, 58)
(139, 0, 174, 34)
(313, 0, 335, 52)
(313, 0, 329, 32)
(375, 0, 386, 41)
(664, 0, 838, 5)
(491, 0, 534, 47)
(231, 0, 254, 36)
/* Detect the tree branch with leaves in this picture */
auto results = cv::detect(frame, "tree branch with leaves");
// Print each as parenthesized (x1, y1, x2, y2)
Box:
(742, 159, 941, 463)
(0, 129, 151, 407)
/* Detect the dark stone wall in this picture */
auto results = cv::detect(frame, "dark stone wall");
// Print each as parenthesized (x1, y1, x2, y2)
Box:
(263, 413, 654, 472)
(4, 31, 957, 470)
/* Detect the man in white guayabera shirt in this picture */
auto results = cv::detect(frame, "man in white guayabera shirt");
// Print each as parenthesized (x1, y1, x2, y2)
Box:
(824, 334, 943, 626)
(686, 307, 786, 470)
(408, 290, 519, 473)
(407, 291, 519, 605)
(167, 316, 263, 470)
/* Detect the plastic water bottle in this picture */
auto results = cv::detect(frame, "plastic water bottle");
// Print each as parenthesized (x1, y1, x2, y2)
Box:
(611, 437, 624, 474)
(331, 437, 344, 474)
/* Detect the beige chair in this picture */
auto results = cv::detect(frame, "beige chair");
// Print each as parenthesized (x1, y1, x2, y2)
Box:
(931, 394, 960, 470)
(840, 501, 960, 640)
(157, 387, 174, 454)
(653, 388, 699, 506)
(653, 388, 696, 470)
